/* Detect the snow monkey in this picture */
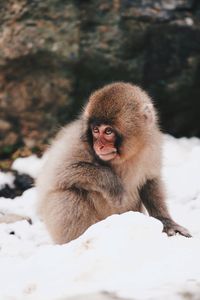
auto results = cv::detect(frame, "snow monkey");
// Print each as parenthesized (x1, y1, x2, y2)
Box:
(37, 82, 191, 244)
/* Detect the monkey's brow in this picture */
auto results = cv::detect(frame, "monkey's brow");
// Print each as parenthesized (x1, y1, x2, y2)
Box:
(88, 117, 114, 126)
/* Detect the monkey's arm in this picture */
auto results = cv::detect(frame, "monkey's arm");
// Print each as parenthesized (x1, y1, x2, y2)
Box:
(140, 178, 192, 237)
(58, 162, 123, 202)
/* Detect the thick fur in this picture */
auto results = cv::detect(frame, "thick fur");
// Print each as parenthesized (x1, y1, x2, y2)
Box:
(37, 82, 191, 244)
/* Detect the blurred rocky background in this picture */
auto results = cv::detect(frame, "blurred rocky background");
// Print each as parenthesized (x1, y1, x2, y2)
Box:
(0, 0, 200, 168)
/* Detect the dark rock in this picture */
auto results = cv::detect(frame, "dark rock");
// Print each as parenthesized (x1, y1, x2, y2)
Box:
(9, 231, 15, 235)
(14, 173, 34, 192)
(0, 184, 16, 199)
(0, 171, 34, 199)
(143, 25, 200, 136)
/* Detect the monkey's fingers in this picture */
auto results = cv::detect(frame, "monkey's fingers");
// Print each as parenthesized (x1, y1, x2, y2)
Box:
(163, 224, 192, 238)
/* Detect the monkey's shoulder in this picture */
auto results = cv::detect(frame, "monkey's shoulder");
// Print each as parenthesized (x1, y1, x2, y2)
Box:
(46, 120, 91, 167)
(55, 119, 82, 144)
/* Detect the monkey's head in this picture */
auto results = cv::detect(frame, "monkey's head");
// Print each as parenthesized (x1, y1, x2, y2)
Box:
(83, 82, 158, 164)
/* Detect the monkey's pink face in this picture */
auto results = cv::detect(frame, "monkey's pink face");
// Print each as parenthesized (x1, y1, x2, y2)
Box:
(92, 124, 118, 161)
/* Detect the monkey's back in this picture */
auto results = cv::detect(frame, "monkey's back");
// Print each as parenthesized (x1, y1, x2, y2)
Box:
(37, 120, 87, 211)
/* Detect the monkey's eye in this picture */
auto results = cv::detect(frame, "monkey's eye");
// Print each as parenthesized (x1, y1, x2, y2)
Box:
(92, 126, 99, 133)
(105, 127, 113, 135)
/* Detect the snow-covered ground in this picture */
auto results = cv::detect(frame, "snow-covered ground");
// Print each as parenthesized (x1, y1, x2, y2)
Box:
(0, 134, 200, 300)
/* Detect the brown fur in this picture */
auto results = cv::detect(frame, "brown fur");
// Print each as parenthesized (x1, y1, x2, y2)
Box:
(37, 82, 191, 244)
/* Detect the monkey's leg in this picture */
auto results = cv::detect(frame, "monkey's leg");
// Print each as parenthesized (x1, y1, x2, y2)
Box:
(140, 178, 192, 238)
(39, 189, 99, 244)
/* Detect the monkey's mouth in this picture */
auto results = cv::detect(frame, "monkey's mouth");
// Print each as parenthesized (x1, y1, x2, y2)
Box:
(98, 151, 118, 161)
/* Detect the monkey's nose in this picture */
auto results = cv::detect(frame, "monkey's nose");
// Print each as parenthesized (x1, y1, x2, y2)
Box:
(99, 144, 104, 150)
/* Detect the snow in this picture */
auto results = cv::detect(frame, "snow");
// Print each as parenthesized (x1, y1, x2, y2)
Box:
(0, 134, 200, 300)
(12, 154, 46, 179)
(0, 171, 15, 189)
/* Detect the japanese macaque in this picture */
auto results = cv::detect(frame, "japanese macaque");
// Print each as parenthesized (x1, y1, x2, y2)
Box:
(37, 82, 191, 244)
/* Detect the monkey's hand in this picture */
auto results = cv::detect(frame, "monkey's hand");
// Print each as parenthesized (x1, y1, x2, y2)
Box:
(158, 217, 192, 238)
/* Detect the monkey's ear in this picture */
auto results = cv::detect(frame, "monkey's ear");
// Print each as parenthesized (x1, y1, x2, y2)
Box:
(142, 103, 155, 125)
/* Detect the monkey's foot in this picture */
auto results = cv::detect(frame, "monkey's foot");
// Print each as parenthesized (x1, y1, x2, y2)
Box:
(157, 217, 192, 238)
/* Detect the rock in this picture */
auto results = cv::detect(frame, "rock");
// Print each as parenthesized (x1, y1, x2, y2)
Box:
(0, 0, 200, 157)
(14, 173, 34, 192)
(0, 213, 32, 225)
(0, 171, 34, 198)
(0, 119, 11, 132)
(0, 184, 16, 199)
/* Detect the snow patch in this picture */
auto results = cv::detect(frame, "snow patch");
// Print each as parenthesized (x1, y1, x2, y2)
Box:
(0, 171, 15, 189)
(12, 155, 46, 178)
(0, 134, 200, 300)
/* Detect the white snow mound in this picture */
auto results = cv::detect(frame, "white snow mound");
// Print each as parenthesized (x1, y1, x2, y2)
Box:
(0, 134, 200, 300)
